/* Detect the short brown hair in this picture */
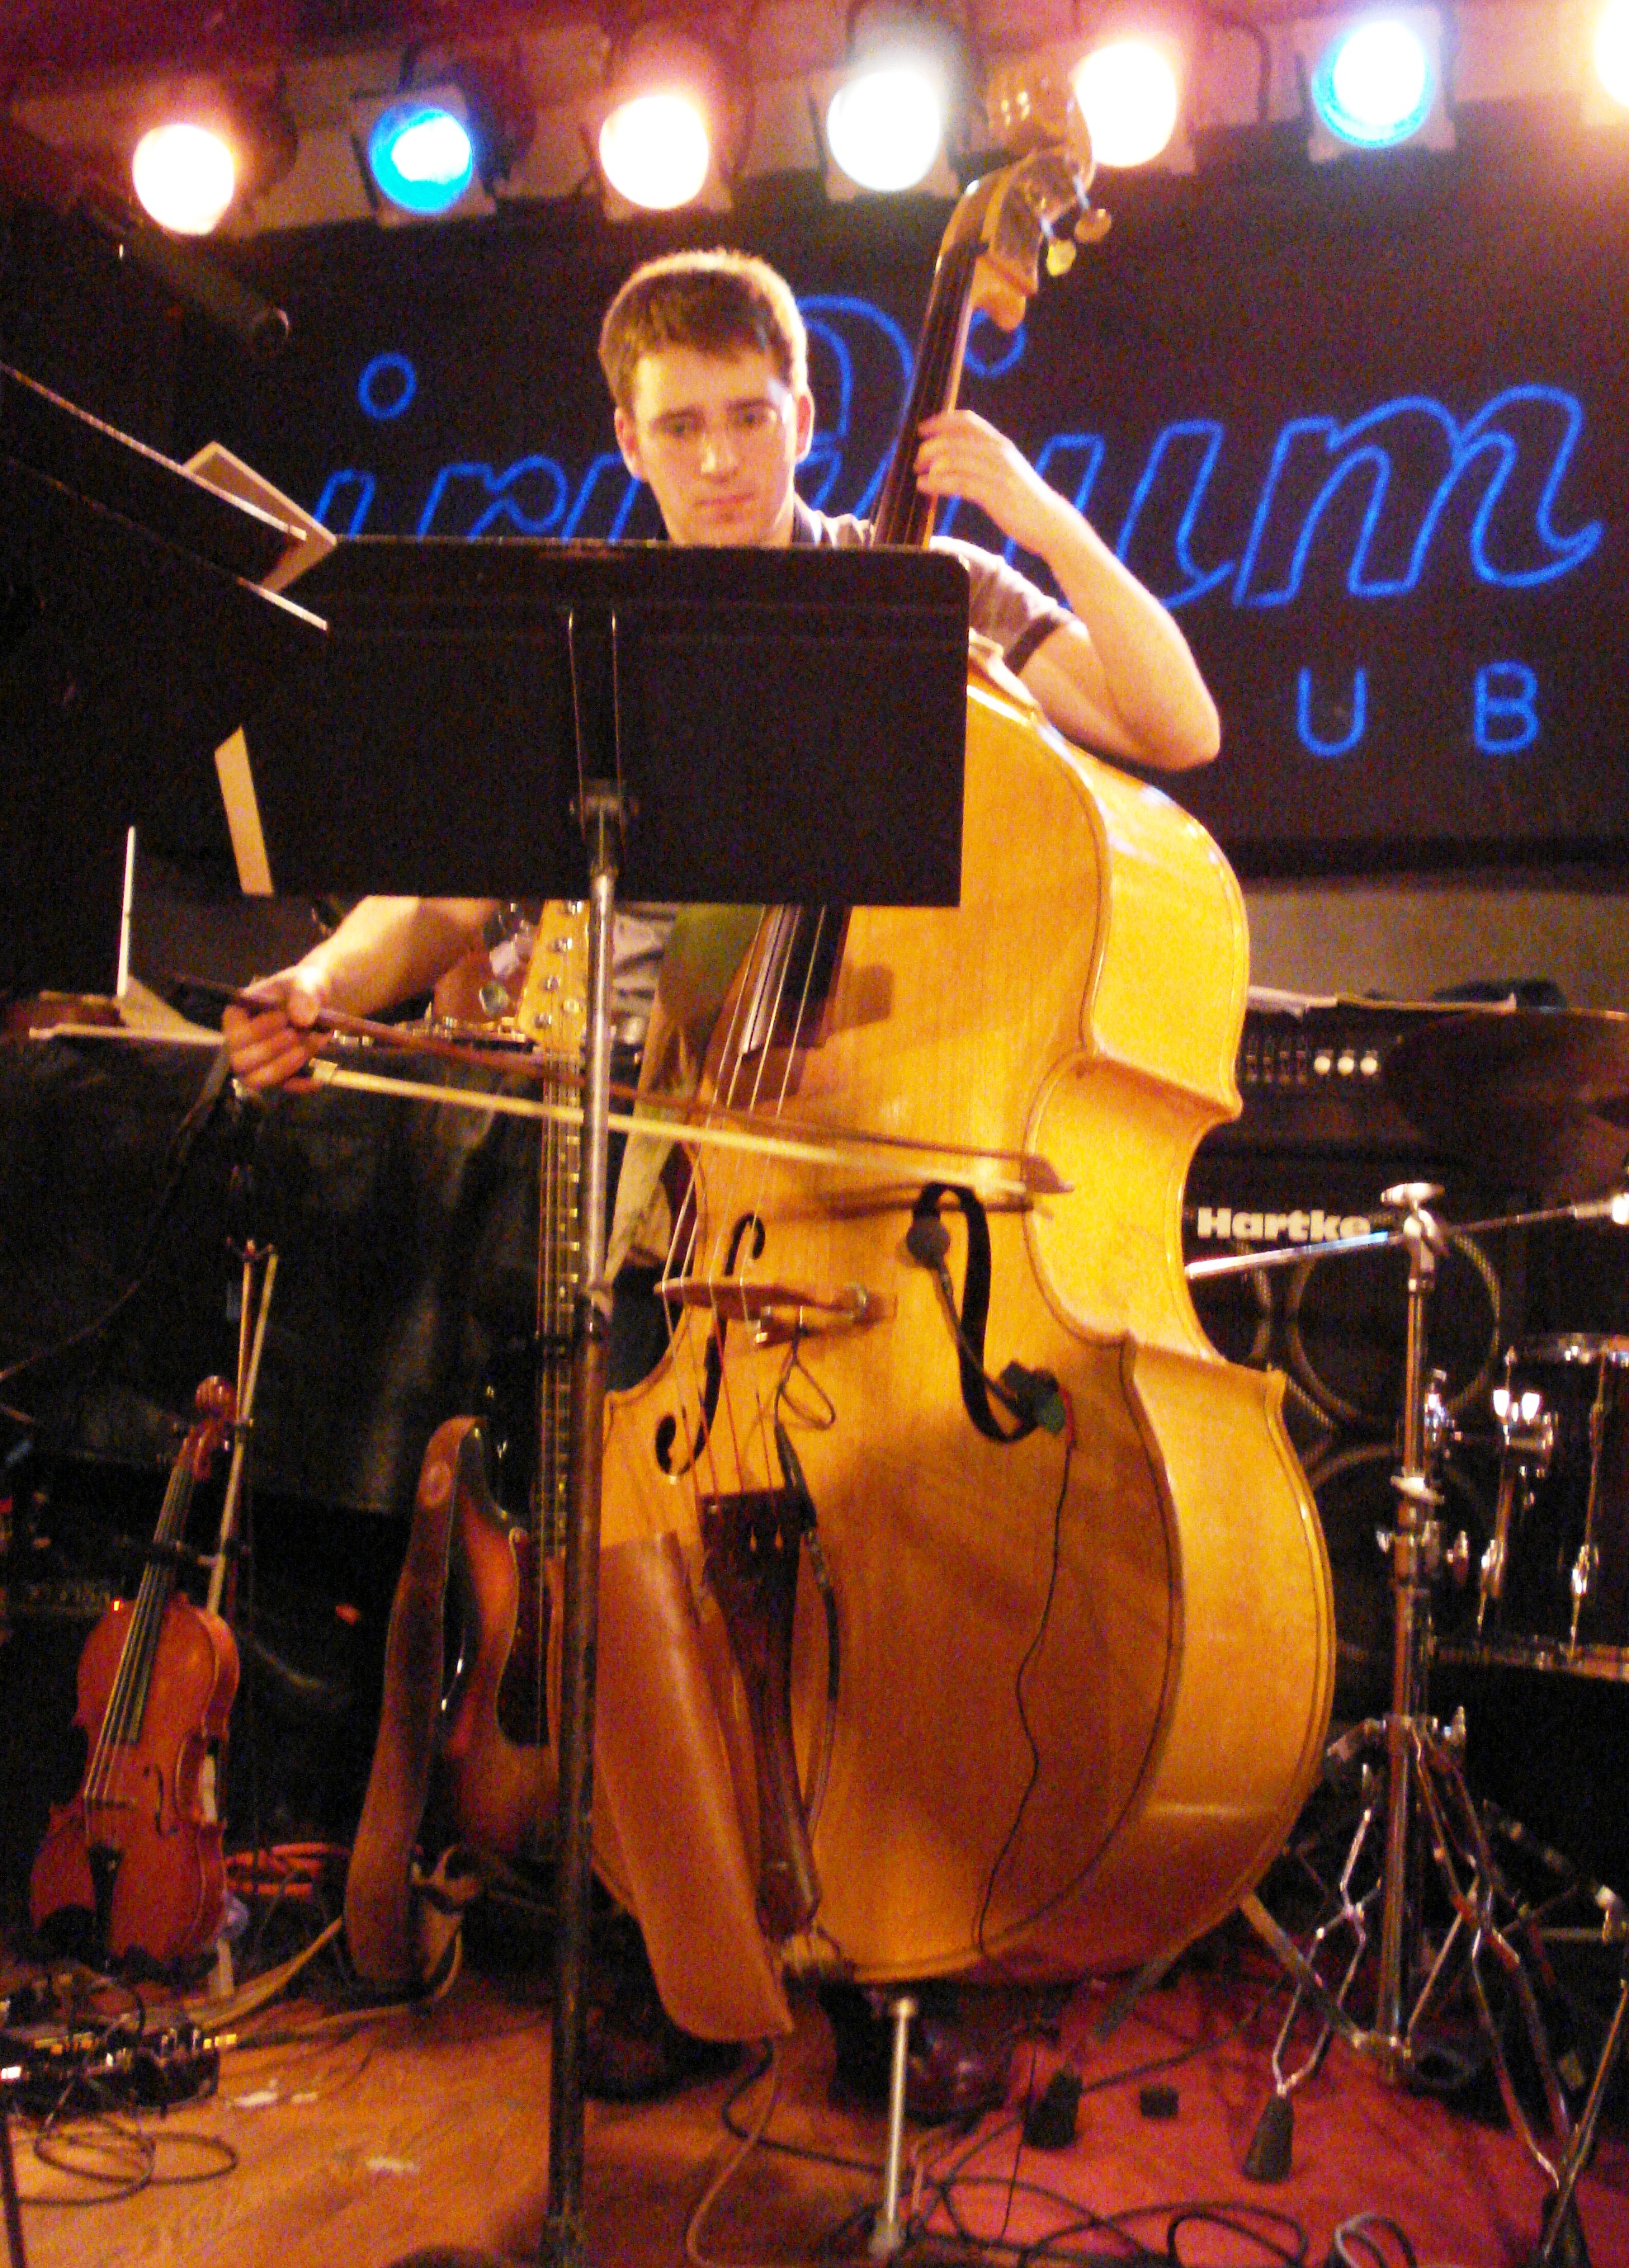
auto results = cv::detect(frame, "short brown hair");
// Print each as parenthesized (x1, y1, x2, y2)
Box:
(597, 248, 808, 413)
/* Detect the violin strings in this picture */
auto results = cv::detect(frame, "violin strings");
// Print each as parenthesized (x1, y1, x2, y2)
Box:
(85, 1454, 194, 1813)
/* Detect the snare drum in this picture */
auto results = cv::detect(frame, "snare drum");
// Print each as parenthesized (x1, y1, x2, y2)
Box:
(1471, 1334, 1629, 1678)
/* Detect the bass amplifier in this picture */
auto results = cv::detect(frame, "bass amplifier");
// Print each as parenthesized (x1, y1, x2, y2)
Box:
(1183, 993, 1516, 1714)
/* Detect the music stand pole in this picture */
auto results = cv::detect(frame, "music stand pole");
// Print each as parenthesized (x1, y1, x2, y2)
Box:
(541, 790, 619, 2268)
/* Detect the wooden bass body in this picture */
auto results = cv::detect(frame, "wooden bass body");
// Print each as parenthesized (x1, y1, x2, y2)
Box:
(598, 660, 1336, 1987)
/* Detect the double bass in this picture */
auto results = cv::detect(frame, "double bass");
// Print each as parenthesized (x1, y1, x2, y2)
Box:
(30, 1377, 238, 1967)
(437, 75, 1334, 2034)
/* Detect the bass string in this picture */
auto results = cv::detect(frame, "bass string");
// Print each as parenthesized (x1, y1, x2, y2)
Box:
(689, 906, 834, 1506)
(669, 238, 975, 1494)
(683, 232, 977, 1504)
(646, 908, 795, 1505)
(666, 240, 972, 1493)
(651, 912, 771, 1504)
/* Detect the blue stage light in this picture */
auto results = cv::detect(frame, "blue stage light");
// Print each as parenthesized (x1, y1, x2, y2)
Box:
(1310, 17, 1436, 149)
(366, 96, 476, 215)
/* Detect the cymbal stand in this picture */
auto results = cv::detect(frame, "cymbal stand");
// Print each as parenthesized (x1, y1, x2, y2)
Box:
(1533, 1899, 1629, 2267)
(1243, 1184, 1583, 2239)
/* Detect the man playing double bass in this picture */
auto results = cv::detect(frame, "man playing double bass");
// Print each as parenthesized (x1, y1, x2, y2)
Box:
(224, 249, 1220, 2099)
(226, 248, 1215, 1095)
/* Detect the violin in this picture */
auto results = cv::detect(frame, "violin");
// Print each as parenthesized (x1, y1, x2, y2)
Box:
(30, 1377, 238, 1967)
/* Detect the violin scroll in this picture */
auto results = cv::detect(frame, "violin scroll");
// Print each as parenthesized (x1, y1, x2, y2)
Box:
(185, 1375, 236, 1479)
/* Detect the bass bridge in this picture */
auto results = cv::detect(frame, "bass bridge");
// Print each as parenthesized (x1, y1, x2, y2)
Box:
(659, 1275, 893, 1348)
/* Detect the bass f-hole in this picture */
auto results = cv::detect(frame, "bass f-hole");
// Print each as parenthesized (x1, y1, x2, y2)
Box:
(655, 1209, 766, 1477)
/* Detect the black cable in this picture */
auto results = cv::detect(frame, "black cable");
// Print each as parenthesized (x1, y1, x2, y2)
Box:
(1076, 1973, 1290, 2104)
(30, 2112, 155, 2204)
(14, 1981, 234, 2209)
(1165, 2204, 1309, 2263)
(974, 1407, 1074, 1958)
(1326, 2214, 1419, 2268)
(988, 2039, 1042, 2253)
(916, 2165, 1141, 2261)
(904, 1987, 1311, 2266)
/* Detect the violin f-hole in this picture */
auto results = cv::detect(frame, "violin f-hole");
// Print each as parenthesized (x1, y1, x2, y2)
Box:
(655, 1211, 766, 1476)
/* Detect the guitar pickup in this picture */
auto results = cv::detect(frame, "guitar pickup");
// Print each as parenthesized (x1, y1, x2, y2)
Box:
(656, 1276, 895, 1345)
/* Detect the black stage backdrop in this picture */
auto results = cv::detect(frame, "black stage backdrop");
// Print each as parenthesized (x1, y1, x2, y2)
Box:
(153, 133, 1629, 879)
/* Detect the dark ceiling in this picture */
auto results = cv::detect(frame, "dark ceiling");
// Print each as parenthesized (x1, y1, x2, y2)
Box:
(0, 4, 572, 85)
(0, 2, 1358, 90)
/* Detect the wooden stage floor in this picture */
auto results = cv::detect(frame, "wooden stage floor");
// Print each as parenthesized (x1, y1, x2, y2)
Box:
(5, 1919, 1628, 2268)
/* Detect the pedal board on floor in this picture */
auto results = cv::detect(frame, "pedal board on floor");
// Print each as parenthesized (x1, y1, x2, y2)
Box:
(0, 2014, 219, 2115)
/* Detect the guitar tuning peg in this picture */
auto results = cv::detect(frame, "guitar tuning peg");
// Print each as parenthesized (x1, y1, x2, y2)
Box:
(1074, 206, 1112, 246)
(1045, 238, 1076, 277)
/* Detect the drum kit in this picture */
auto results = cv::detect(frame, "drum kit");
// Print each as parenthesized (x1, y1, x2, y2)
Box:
(1200, 1006, 1629, 2265)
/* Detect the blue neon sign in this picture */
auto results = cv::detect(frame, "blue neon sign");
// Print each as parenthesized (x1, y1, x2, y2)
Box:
(306, 299, 1606, 780)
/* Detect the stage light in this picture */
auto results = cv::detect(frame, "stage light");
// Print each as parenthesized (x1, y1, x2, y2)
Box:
(824, 34, 952, 194)
(367, 92, 477, 215)
(595, 23, 736, 212)
(131, 121, 237, 233)
(128, 84, 298, 234)
(355, 59, 534, 220)
(599, 88, 712, 207)
(1596, 1, 1629, 109)
(1069, 35, 1183, 169)
(1310, 15, 1438, 149)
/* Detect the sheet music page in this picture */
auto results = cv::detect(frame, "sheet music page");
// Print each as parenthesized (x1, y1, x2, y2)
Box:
(183, 441, 336, 595)
(1244, 985, 1519, 1016)
(187, 444, 335, 894)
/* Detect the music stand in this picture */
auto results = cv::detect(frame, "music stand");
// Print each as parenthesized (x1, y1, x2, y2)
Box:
(0, 361, 323, 998)
(234, 530, 971, 2267)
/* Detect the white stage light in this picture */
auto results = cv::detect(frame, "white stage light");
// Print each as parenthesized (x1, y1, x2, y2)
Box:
(599, 89, 712, 210)
(131, 121, 237, 234)
(1596, 1, 1629, 108)
(1311, 17, 1436, 148)
(1070, 38, 1182, 169)
(825, 58, 947, 191)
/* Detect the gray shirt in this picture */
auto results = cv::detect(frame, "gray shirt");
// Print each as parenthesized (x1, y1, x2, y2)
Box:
(611, 506, 1071, 1031)
(790, 497, 1070, 670)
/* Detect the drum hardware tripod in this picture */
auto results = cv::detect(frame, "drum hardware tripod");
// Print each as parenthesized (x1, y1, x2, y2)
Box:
(1204, 1185, 1592, 2250)
(1532, 1897, 1629, 2267)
